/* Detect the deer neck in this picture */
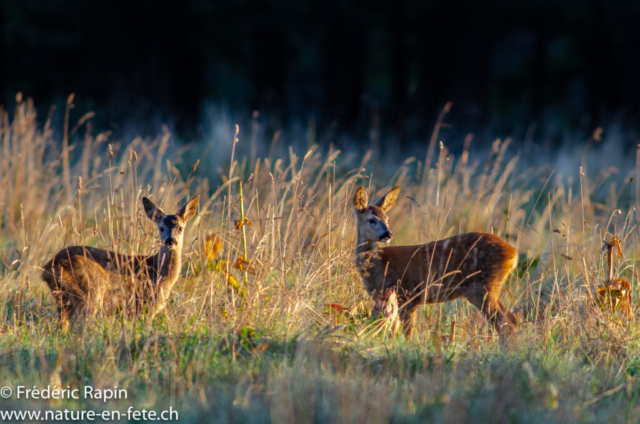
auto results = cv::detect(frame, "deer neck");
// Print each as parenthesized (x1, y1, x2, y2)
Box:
(355, 234, 378, 255)
(154, 246, 182, 288)
(354, 233, 381, 294)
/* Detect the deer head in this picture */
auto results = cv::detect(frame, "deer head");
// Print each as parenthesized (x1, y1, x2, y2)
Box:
(353, 186, 400, 244)
(143, 196, 200, 251)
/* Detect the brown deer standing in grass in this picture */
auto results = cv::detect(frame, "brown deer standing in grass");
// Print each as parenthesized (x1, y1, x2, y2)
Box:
(41, 196, 199, 330)
(353, 186, 518, 342)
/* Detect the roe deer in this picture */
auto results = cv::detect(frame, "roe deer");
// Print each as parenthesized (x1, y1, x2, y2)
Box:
(353, 186, 518, 341)
(41, 196, 200, 330)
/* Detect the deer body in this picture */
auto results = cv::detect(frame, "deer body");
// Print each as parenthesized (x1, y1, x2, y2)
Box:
(41, 196, 199, 330)
(353, 187, 518, 338)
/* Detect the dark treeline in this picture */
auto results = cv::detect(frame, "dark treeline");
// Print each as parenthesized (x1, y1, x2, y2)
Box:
(1, 0, 640, 142)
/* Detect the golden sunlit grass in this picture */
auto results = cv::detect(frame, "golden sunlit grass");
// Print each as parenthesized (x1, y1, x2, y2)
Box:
(1, 96, 639, 422)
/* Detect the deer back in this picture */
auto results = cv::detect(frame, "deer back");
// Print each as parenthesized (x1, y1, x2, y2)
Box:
(359, 232, 517, 305)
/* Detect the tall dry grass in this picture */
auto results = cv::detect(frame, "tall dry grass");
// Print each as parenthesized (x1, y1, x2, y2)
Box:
(0, 96, 639, 422)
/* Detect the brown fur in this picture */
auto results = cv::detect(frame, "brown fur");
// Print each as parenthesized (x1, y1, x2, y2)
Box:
(41, 196, 199, 330)
(353, 187, 518, 341)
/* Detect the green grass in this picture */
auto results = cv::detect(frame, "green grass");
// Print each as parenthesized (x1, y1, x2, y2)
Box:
(0, 97, 639, 422)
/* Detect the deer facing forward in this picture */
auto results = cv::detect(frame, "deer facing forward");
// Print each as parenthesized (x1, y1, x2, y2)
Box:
(353, 186, 518, 340)
(41, 196, 199, 330)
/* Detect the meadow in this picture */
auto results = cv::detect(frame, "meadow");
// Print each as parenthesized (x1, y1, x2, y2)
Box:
(0, 96, 639, 423)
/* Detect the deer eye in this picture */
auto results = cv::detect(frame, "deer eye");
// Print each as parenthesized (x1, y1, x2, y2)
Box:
(160, 226, 165, 232)
(178, 227, 183, 233)
(368, 219, 376, 225)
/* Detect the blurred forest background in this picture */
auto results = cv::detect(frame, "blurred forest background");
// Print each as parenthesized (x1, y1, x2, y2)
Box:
(1, 0, 640, 148)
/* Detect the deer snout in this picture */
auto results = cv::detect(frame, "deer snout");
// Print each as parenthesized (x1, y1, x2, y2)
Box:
(380, 231, 393, 242)
(165, 238, 178, 248)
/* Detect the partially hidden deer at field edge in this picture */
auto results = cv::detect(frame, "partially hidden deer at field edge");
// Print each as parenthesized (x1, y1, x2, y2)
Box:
(353, 186, 518, 341)
(41, 196, 200, 330)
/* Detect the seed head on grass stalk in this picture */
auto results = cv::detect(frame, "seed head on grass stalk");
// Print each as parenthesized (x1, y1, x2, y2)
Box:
(237, 181, 250, 289)
(227, 125, 240, 227)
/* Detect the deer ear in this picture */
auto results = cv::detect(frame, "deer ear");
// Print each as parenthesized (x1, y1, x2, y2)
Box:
(353, 187, 368, 212)
(177, 196, 200, 222)
(143, 197, 165, 222)
(373, 187, 400, 212)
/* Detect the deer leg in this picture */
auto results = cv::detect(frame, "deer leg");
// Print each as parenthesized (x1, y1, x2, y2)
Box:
(463, 285, 516, 342)
(43, 271, 68, 329)
(59, 313, 71, 333)
(51, 290, 65, 319)
(59, 296, 82, 332)
(497, 299, 518, 329)
(56, 293, 70, 332)
(399, 305, 418, 337)
(51, 288, 74, 332)
(495, 299, 518, 345)
(146, 286, 169, 323)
